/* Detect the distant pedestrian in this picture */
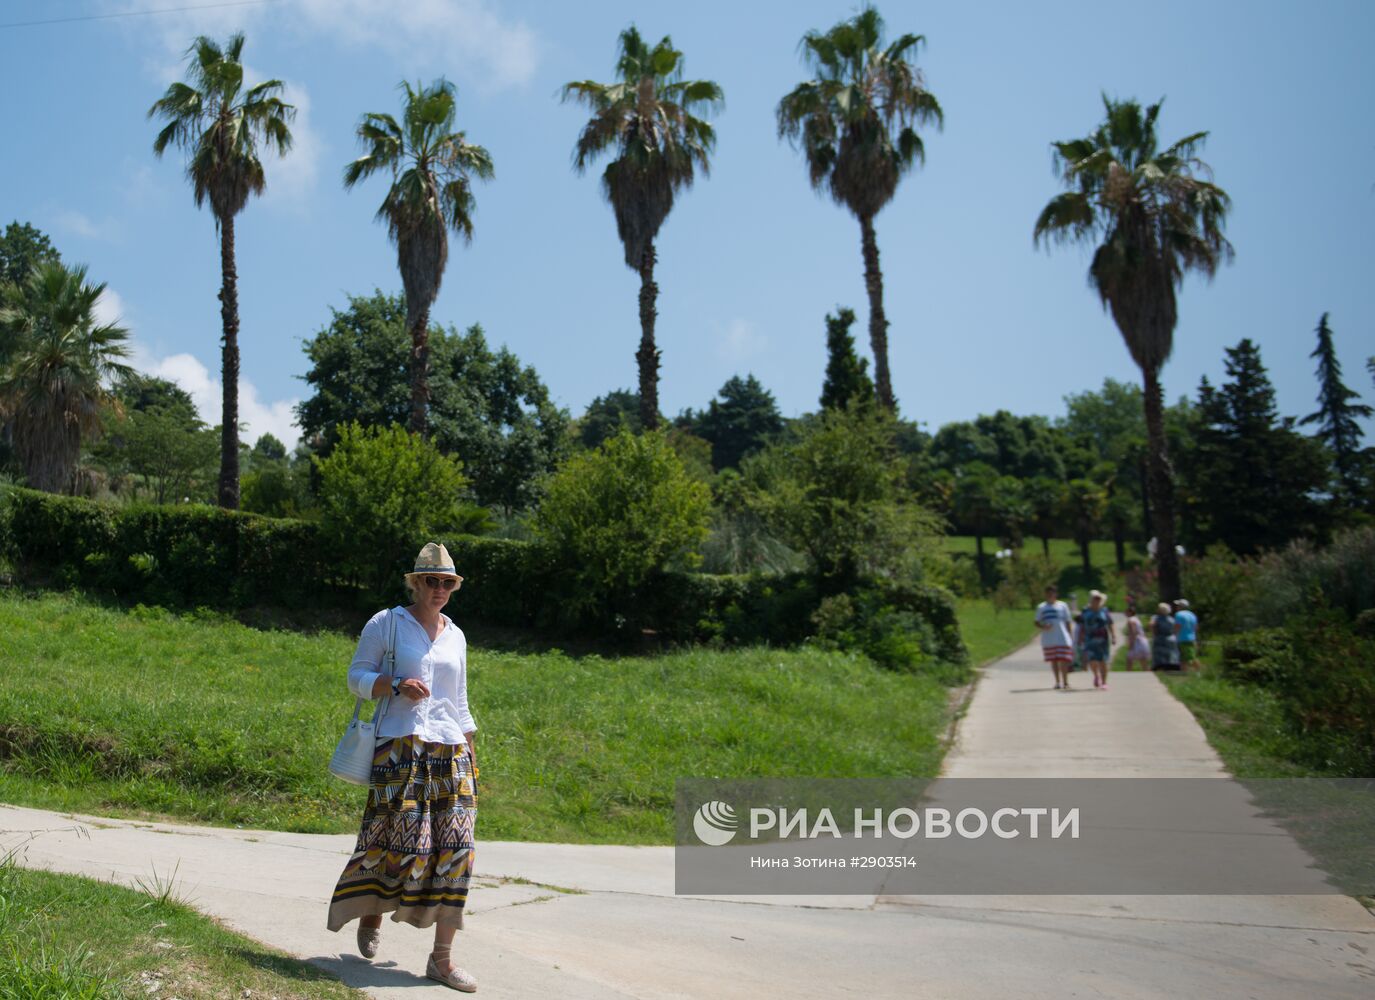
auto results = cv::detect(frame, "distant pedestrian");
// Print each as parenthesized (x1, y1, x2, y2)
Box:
(1035, 584, 1075, 690)
(1150, 602, 1180, 671)
(1173, 599, 1201, 670)
(1123, 603, 1151, 670)
(326, 542, 481, 993)
(1081, 590, 1116, 689)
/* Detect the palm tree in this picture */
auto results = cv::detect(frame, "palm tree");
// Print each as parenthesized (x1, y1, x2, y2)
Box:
(1034, 97, 1232, 601)
(0, 262, 132, 492)
(149, 33, 294, 509)
(563, 27, 724, 431)
(777, 6, 942, 413)
(344, 79, 493, 437)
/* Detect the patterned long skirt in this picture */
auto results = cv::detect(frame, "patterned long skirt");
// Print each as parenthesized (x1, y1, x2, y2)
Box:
(326, 735, 477, 932)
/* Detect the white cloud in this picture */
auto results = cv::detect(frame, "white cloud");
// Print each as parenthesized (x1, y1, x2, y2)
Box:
(94, 288, 127, 328)
(56, 210, 119, 242)
(716, 318, 767, 362)
(128, 343, 302, 450)
(242, 69, 323, 209)
(124, 0, 539, 91)
(293, 0, 539, 90)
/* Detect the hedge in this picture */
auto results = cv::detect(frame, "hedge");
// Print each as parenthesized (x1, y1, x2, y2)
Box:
(0, 487, 965, 663)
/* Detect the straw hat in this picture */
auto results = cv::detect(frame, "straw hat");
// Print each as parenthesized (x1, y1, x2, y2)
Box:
(406, 542, 462, 581)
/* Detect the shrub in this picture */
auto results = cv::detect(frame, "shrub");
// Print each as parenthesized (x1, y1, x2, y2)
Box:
(1219, 627, 1296, 686)
(1242, 527, 1375, 629)
(811, 580, 966, 677)
(1178, 545, 1255, 633)
(991, 551, 1060, 612)
(314, 422, 487, 598)
(532, 430, 711, 628)
(742, 404, 946, 591)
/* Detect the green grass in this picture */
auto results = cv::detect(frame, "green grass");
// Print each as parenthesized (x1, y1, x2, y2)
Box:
(945, 535, 1137, 599)
(956, 598, 1036, 667)
(0, 591, 956, 844)
(0, 852, 362, 1000)
(1157, 643, 1330, 779)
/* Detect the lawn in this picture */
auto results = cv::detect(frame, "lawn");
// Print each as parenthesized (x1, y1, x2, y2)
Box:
(945, 535, 1138, 601)
(956, 598, 1036, 667)
(0, 853, 362, 1000)
(0, 591, 958, 844)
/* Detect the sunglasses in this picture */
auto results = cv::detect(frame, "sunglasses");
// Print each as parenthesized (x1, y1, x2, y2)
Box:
(422, 575, 463, 591)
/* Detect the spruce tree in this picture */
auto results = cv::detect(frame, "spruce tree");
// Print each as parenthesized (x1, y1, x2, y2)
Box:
(1299, 313, 1372, 497)
(1181, 339, 1329, 554)
(819, 307, 876, 411)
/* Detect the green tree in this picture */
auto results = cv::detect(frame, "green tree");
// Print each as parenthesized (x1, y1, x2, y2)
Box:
(777, 6, 943, 412)
(296, 291, 567, 513)
(745, 404, 943, 592)
(819, 306, 875, 411)
(1299, 313, 1371, 500)
(1061, 477, 1108, 578)
(1061, 377, 1148, 543)
(1025, 476, 1066, 557)
(0, 262, 132, 492)
(315, 422, 483, 595)
(149, 33, 294, 510)
(679, 374, 783, 471)
(344, 80, 493, 437)
(578, 389, 652, 450)
(241, 437, 314, 518)
(1035, 97, 1232, 601)
(1183, 340, 1330, 555)
(953, 462, 998, 582)
(533, 429, 711, 623)
(0, 222, 61, 288)
(121, 407, 219, 504)
(562, 28, 724, 430)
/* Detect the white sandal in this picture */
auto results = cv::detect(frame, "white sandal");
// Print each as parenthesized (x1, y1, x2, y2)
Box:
(427, 951, 478, 993)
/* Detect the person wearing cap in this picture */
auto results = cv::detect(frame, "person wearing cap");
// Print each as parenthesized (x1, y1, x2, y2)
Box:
(1081, 590, 1117, 689)
(1150, 601, 1181, 671)
(326, 542, 481, 993)
(1173, 599, 1200, 670)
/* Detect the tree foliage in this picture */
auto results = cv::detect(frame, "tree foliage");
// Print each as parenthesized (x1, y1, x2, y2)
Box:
(677, 374, 783, 471)
(296, 291, 567, 512)
(344, 78, 493, 435)
(1181, 340, 1330, 555)
(562, 27, 723, 429)
(532, 429, 711, 622)
(777, 5, 942, 411)
(149, 31, 295, 510)
(0, 262, 132, 492)
(1300, 313, 1371, 501)
(1034, 95, 1232, 601)
(742, 404, 943, 592)
(0, 222, 61, 289)
(314, 422, 485, 595)
(819, 306, 875, 411)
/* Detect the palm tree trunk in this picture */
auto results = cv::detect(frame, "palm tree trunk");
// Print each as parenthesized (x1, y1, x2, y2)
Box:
(859, 214, 894, 412)
(408, 303, 432, 437)
(1142, 366, 1181, 601)
(636, 241, 661, 431)
(217, 213, 240, 510)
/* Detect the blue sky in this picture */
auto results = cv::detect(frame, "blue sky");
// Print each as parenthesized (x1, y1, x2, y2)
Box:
(4, 0, 1373, 450)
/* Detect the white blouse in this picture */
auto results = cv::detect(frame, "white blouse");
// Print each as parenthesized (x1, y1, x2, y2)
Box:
(347, 606, 478, 744)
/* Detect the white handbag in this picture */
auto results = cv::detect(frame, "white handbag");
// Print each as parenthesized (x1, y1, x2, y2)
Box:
(328, 609, 397, 785)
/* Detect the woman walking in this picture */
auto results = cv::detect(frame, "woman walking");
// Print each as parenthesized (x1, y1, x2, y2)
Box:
(1035, 584, 1075, 690)
(1123, 603, 1151, 670)
(1081, 590, 1116, 689)
(1150, 602, 1181, 672)
(327, 542, 480, 992)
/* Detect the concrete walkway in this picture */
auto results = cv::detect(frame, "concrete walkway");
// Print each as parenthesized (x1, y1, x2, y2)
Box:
(3, 634, 1372, 998)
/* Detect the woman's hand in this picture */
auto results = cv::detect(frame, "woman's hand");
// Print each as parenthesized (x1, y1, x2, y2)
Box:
(397, 678, 430, 701)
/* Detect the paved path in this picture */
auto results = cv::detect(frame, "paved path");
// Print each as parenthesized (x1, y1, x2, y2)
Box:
(4, 633, 1372, 998)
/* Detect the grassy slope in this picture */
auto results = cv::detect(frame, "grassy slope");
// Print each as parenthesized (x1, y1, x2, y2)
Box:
(0, 591, 955, 844)
(957, 598, 1036, 667)
(0, 856, 362, 1000)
